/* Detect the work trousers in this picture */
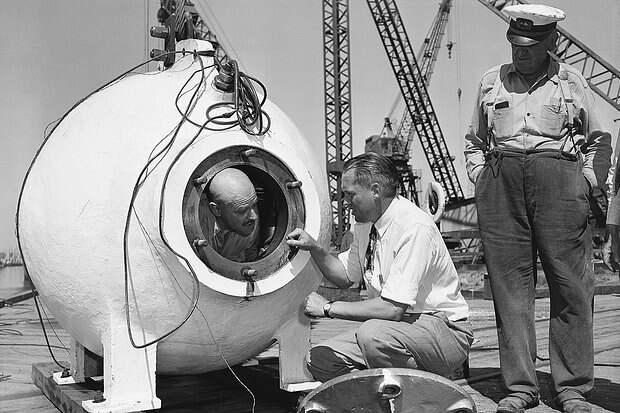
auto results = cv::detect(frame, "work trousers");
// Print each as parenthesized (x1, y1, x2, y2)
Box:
(475, 150, 594, 404)
(306, 312, 473, 383)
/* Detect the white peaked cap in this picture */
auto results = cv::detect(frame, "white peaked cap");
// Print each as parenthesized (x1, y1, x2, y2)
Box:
(503, 4, 566, 25)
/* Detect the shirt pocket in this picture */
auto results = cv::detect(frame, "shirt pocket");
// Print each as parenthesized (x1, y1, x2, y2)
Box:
(539, 103, 566, 137)
(490, 98, 513, 138)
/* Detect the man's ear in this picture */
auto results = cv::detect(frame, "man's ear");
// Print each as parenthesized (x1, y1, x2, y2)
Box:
(547, 31, 559, 51)
(370, 182, 381, 199)
(209, 201, 222, 217)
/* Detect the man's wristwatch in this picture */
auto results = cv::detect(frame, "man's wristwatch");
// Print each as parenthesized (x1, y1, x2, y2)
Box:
(323, 301, 334, 318)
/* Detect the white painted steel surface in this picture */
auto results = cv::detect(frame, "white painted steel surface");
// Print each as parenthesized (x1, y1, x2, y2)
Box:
(18, 40, 330, 376)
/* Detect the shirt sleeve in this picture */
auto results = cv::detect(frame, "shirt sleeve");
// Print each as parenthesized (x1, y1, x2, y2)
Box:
(573, 72, 612, 190)
(464, 79, 488, 184)
(380, 224, 434, 307)
(337, 222, 368, 284)
(607, 191, 620, 226)
(607, 138, 620, 226)
(609, 135, 620, 197)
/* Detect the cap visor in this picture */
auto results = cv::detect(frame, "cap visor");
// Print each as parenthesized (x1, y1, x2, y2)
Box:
(507, 34, 540, 47)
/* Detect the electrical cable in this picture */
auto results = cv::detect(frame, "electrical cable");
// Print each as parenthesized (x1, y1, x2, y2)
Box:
(135, 205, 258, 412)
(136, 67, 207, 188)
(0, 309, 31, 319)
(123, 53, 212, 349)
(535, 354, 620, 368)
(13, 49, 210, 370)
(38, 298, 69, 356)
(15, 47, 265, 409)
(133, 203, 257, 412)
(593, 362, 620, 367)
(0, 329, 23, 336)
(0, 343, 68, 350)
(112, 48, 263, 411)
(177, 60, 271, 135)
(147, 61, 260, 344)
(168, 263, 258, 412)
(138, 127, 180, 189)
(127, 60, 272, 358)
(32, 294, 68, 370)
(2, 302, 29, 306)
(124, 50, 267, 348)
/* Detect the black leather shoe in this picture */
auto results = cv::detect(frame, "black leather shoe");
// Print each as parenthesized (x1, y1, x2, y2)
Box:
(562, 399, 592, 413)
(496, 396, 539, 413)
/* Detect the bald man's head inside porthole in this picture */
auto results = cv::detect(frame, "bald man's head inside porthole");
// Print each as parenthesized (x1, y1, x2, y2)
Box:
(205, 168, 263, 262)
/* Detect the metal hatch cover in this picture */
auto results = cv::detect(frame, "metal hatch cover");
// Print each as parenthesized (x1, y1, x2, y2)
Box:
(298, 368, 476, 413)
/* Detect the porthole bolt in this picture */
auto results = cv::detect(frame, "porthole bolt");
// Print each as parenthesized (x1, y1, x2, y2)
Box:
(241, 268, 257, 279)
(193, 239, 208, 248)
(241, 148, 257, 158)
(286, 180, 302, 189)
(241, 267, 257, 299)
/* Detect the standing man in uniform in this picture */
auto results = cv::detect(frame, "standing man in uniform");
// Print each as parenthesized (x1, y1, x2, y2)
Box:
(465, 4, 612, 413)
(286, 153, 472, 383)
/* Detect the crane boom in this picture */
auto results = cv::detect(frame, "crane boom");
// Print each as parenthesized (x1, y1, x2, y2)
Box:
(323, 0, 353, 247)
(417, 0, 453, 87)
(394, 0, 453, 160)
(478, 0, 620, 112)
(367, 0, 465, 207)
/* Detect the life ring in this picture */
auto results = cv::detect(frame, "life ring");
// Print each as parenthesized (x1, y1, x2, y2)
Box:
(423, 181, 445, 223)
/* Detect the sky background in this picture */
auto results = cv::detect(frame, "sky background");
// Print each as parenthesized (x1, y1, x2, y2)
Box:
(1, 0, 618, 252)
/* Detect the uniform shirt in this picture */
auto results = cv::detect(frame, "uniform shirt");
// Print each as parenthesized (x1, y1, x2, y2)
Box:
(338, 196, 469, 321)
(205, 209, 260, 262)
(465, 60, 611, 188)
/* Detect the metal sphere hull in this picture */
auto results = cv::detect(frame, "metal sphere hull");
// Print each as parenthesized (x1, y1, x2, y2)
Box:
(18, 52, 330, 375)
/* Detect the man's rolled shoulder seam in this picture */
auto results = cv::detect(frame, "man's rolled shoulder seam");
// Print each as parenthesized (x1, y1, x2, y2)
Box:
(479, 65, 501, 92)
(480, 65, 501, 81)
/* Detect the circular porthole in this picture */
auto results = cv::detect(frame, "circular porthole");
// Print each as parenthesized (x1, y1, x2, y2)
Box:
(182, 145, 305, 282)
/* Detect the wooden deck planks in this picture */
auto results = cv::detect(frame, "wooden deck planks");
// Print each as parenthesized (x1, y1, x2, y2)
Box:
(29, 362, 300, 413)
(0, 301, 70, 413)
(1, 295, 619, 412)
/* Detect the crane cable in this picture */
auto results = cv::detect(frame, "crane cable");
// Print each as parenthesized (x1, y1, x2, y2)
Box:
(194, 1, 246, 73)
(454, 0, 463, 112)
(454, 0, 468, 196)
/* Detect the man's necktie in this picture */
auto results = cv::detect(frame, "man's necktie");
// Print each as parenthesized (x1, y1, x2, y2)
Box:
(364, 225, 378, 272)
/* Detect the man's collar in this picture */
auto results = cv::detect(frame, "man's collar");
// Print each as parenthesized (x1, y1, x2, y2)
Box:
(506, 59, 559, 80)
(373, 196, 398, 238)
(546, 59, 560, 79)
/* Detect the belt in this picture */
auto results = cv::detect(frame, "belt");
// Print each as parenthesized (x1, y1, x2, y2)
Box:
(484, 148, 580, 178)
(484, 148, 578, 161)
